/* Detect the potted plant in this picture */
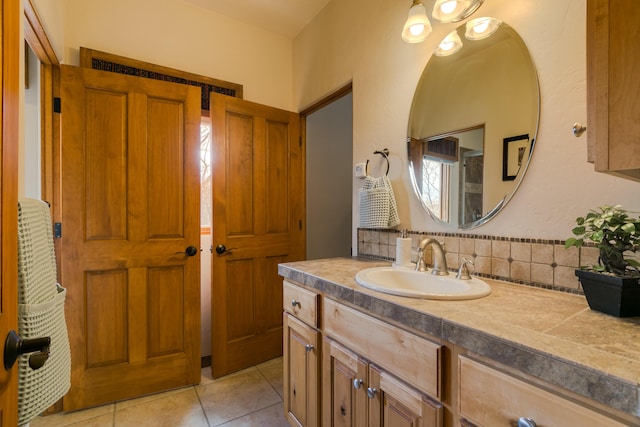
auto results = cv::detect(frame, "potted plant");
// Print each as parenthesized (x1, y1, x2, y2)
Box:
(565, 205, 640, 317)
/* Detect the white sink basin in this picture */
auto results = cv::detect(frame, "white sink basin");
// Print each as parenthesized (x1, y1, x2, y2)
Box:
(355, 267, 491, 300)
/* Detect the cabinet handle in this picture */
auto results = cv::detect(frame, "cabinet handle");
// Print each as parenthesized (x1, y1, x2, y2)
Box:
(366, 387, 377, 399)
(517, 417, 537, 427)
(353, 379, 363, 389)
(291, 300, 300, 308)
(305, 344, 314, 353)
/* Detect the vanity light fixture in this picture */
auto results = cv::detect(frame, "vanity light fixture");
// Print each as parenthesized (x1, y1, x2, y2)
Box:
(432, 0, 485, 23)
(465, 17, 502, 40)
(402, 0, 432, 43)
(434, 29, 463, 56)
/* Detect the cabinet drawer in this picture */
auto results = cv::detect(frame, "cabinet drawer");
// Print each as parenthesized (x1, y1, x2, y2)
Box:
(283, 280, 319, 327)
(323, 298, 442, 399)
(458, 356, 627, 426)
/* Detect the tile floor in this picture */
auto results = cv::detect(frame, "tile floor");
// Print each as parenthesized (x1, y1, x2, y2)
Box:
(29, 357, 289, 427)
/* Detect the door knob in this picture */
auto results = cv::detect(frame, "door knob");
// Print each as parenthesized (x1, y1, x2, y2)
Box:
(215, 244, 237, 255)
(175, 245, 198, 256)
(4, 330, 50, 370)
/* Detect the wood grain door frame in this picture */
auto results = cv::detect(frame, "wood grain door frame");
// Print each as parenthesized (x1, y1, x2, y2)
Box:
(1, 0, 22, 424)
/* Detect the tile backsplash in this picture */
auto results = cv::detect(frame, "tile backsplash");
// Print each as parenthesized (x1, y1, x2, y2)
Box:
(357, 228, 603, 294)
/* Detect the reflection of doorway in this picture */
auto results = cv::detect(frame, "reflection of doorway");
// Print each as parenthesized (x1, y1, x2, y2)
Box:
(460, 149, 483, 224)
(303, 86, 353, 259)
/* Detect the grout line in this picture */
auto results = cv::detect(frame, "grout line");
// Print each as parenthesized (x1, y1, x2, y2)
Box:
(215, 401, 284, 427)
(193, 383, 212, 427)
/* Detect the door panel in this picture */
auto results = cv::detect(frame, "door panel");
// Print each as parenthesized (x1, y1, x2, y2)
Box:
(59, 65, 201, 410)
(211, 93, 304, 377)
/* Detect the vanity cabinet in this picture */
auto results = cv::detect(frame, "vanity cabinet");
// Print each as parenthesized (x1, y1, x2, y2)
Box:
(323, 338, 443, 427)
(283, 281, 321, 427)
(458, 356, 628, 427)
(587, 0, 640, 180)
(322, 298, 443, 427)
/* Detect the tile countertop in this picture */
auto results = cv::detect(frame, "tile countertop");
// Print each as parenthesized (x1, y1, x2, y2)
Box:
(278, 257, 640, 419)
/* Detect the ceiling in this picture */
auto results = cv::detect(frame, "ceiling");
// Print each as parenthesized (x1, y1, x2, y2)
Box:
(181, 0, 332, 38)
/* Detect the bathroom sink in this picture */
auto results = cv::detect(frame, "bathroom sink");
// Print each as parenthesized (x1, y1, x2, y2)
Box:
(355, 267, 491, 300)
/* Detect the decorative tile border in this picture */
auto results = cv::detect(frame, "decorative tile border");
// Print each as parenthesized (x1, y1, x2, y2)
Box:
(356, 228, 606, 294)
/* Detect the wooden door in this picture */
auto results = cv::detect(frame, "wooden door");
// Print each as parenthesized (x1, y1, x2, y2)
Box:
(59, 65, 201, 410)
(322, 338, 368, 427)
(284, 313, 319, 427)
(0, 0, 20, 424)
(210, 92, 304, 377)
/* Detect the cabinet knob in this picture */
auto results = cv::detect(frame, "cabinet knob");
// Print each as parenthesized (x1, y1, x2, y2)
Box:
(517, 417, 537, 427)
(291, 300, 300, 308)
(572, 122, 587, 137)
(305, 344, 314, 353)
(353, 379, 363, 389)
(366, 387, 377, 399)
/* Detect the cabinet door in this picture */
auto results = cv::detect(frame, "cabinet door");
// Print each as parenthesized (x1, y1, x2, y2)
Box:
(587, 0, 640, 179)
(369, 365, 443, 427)
(322, 338, 368, 427)
(284, 313, 320, 427)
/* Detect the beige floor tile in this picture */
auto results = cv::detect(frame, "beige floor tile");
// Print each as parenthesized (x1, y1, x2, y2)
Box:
(196, 367, 282, 426)
(115, 385, 193, 410)
(219, 402, 288, 427)
(30, 404, 114, 427)
(114, 388, 208, 427)
(256, 357, 284, 398)
(28, 357, 284, 427)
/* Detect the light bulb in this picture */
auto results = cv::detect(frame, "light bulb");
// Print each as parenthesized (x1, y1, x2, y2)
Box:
(439, 0, 458, 15)
(432, 0, 484, 23)
(410, 24, 425, 36)
(434, 30, 463, 56)
(474, 21, 489, 33)
(465, 17, 502, 40)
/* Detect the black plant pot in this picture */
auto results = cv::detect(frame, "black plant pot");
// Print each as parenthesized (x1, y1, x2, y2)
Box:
(575, 269, 640, 317)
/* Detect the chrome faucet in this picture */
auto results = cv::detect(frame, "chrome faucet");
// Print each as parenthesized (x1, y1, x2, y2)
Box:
(415, 238, 449, 276)
(456, 258, 474, 280)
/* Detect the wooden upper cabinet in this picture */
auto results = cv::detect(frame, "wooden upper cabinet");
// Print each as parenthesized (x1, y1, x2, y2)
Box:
(587, 0, 640, 180)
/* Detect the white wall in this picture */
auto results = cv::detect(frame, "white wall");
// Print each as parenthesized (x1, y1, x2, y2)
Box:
(294, 0, 640, 247)
(32, 0, 294, 111)
(24, 46, 41, 199)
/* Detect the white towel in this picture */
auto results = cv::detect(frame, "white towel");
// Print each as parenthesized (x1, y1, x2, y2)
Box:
(17, 199, 71, 426)
(359, 175, 400, 228)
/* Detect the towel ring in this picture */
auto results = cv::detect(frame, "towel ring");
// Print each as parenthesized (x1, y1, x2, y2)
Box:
(366, 149, 390, 176)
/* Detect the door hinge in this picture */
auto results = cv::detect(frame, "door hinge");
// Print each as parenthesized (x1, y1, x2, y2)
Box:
(54, 222, 62, 238)
(53, 97, 61, 113)
(299, 136, 302, 147)
(299, 220, 302, 230)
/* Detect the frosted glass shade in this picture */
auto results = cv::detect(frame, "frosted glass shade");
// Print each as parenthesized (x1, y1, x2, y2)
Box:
(434, 30, 463, 56)
(402, 2, 432, 43)
(465, 17, 502, 40)
(432, 0, 484, 23)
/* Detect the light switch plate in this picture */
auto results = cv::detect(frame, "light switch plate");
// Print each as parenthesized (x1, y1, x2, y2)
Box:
(355, 162, 366, 178)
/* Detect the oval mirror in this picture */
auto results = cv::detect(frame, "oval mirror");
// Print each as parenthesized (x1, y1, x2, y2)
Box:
(408, 20, 539, 229)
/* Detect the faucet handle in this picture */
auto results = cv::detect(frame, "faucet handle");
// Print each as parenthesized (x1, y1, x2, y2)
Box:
(415, 248, 428, 272)
(456, 258, 474, 280)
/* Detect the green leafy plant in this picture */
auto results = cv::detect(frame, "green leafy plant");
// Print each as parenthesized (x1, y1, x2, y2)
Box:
(565, 205, 640, 276)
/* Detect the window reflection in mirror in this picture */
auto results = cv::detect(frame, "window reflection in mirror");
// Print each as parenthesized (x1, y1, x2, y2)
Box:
(407, 21, 539, 229)
(409, 125, 484, 225)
